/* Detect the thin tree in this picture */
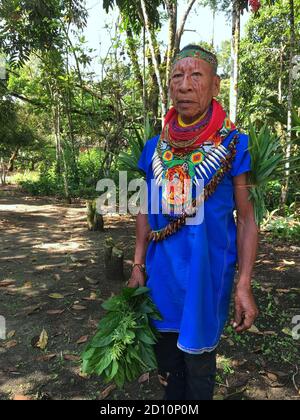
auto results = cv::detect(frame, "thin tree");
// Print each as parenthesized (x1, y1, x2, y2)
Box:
(281, 0, 295, 207)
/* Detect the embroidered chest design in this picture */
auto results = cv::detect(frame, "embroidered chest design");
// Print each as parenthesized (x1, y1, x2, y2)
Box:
(152, 138, 229, 215)
(152, 138, 228, 186)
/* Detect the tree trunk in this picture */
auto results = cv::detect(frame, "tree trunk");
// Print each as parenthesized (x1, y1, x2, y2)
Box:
(61, 141, 71, 204)
(53, 97, 71, 203)
(174, 0, 197, 54)
(126, 28, 145, 100)
(230, 0, 240, 124)
(211, 8, 216, 49)
(165, 0, 177, 92)
(140, 0, 167, 122)
(278, 43, 286, 104)
(0, 158, 7, 185)
(86, 200, 104, 232)
(65, 97, 80, 185)
(147, 53, 160, 130)
(54, 102, 62, 175)
(104, 237, 124, 281)
(281, 0, 295, 208)
(143, 27, 147, 128)
(8, 148, 19, 172)
(65, 45, 80, 186)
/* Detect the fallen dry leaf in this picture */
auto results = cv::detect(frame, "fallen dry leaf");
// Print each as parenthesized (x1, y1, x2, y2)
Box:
(63, 354, 81, 362)
(261, 287, 273, 293)
(99, 384, 116, 400)
(82, 292, 97, 301)
(4, 340, 18, 349)
(36, 329, 48, 350)
(36, 353, 56, 362)
(84, 276, 99, 285)
(78, 371, 89, 379)
(13, 394, 32, 401)
(72, 305, 87, 311)
(7, 330, 16, 339)
(76, 335, 89, 345)
(282, 328, 292, 337)
(263, 331, 277, 337)
(247, 325, 262, 335)
(46, 310, 65, 315)
(266, 372, 278, 382)
(23, 281, 32, 289)
(275, 266, 287, 272)
(276, 289, 290, 294)
(138, 372, 150, 384)
(282, 259, 295, 266)
(0, 280, 15, 287)
(48, 293, 64, 299)
(54, 274, 61, 281)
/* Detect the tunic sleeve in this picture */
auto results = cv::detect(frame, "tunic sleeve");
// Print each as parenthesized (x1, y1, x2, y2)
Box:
(137, 141, 149, 175)
(137, 136, 159, 175)
(230, 133, 251, 177)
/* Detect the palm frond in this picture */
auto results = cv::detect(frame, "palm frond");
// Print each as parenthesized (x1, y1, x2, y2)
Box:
(118, 116, 155, 178)
(248, 122, 284, 226)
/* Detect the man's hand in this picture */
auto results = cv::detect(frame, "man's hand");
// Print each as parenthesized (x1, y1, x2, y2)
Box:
(233, 285, 259, 333)
(127, 266, 146, 288)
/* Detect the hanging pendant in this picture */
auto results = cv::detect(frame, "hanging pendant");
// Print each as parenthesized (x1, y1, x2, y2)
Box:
(208, 153, 220, 166)
(214, 147, 227, 159)
(219, 144, 227, 154)
(206, 156, 218, 170)
(193, 176, 200, 186)
(196, 166, 208, 179)
(202, 160, 212, 174)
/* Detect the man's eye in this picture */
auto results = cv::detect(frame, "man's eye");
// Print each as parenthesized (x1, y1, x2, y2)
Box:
(192, 72, 202, 77)
(173, 74, 183, 79)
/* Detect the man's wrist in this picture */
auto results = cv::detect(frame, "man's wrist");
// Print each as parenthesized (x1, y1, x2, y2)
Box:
(132, 263, 146, 273)
(236, 278, 252, 291)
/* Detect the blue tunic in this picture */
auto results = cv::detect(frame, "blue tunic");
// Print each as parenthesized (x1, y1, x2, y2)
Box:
(137, 130, 251, 354)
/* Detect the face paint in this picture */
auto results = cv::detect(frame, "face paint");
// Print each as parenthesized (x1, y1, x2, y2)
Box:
(170, 57, 220, 125)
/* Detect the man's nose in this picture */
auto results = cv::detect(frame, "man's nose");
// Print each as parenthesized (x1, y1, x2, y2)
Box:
(179, 75, 193, 92)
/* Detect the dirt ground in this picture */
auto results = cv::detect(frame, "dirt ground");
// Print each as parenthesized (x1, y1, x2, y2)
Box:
(0, 185, 299, 400)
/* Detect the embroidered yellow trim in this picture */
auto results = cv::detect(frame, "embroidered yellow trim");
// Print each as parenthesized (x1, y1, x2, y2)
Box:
(178, 110, 208, 128)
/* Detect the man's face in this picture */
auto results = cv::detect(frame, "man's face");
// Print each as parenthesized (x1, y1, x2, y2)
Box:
(170, 57, 220, 124)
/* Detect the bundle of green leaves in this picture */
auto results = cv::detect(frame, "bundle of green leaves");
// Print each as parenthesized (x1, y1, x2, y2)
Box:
(81, 287, 162, 388)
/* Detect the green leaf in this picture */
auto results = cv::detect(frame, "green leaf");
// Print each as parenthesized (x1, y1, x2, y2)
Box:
(136, 329, 156, 345)
(131, 287, 150, 297)
(114, 365, 125, 388)
(95, 353, 113, 376)
(91, 334, 115, 348)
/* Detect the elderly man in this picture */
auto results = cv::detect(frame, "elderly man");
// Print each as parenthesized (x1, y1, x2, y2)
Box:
(128, 44, 259, 400)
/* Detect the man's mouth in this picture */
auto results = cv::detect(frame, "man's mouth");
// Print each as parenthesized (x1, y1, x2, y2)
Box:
(177, 100, 194, 104)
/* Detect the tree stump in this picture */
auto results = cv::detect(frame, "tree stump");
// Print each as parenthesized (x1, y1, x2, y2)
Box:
(104, 237, 124, 281)
(86, 200, 104, 232)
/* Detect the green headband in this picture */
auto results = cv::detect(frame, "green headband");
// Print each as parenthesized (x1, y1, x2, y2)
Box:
(173, 49, 218, 73)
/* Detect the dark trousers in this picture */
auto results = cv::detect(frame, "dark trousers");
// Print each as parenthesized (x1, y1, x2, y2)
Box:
(154, 332, 217, 401)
